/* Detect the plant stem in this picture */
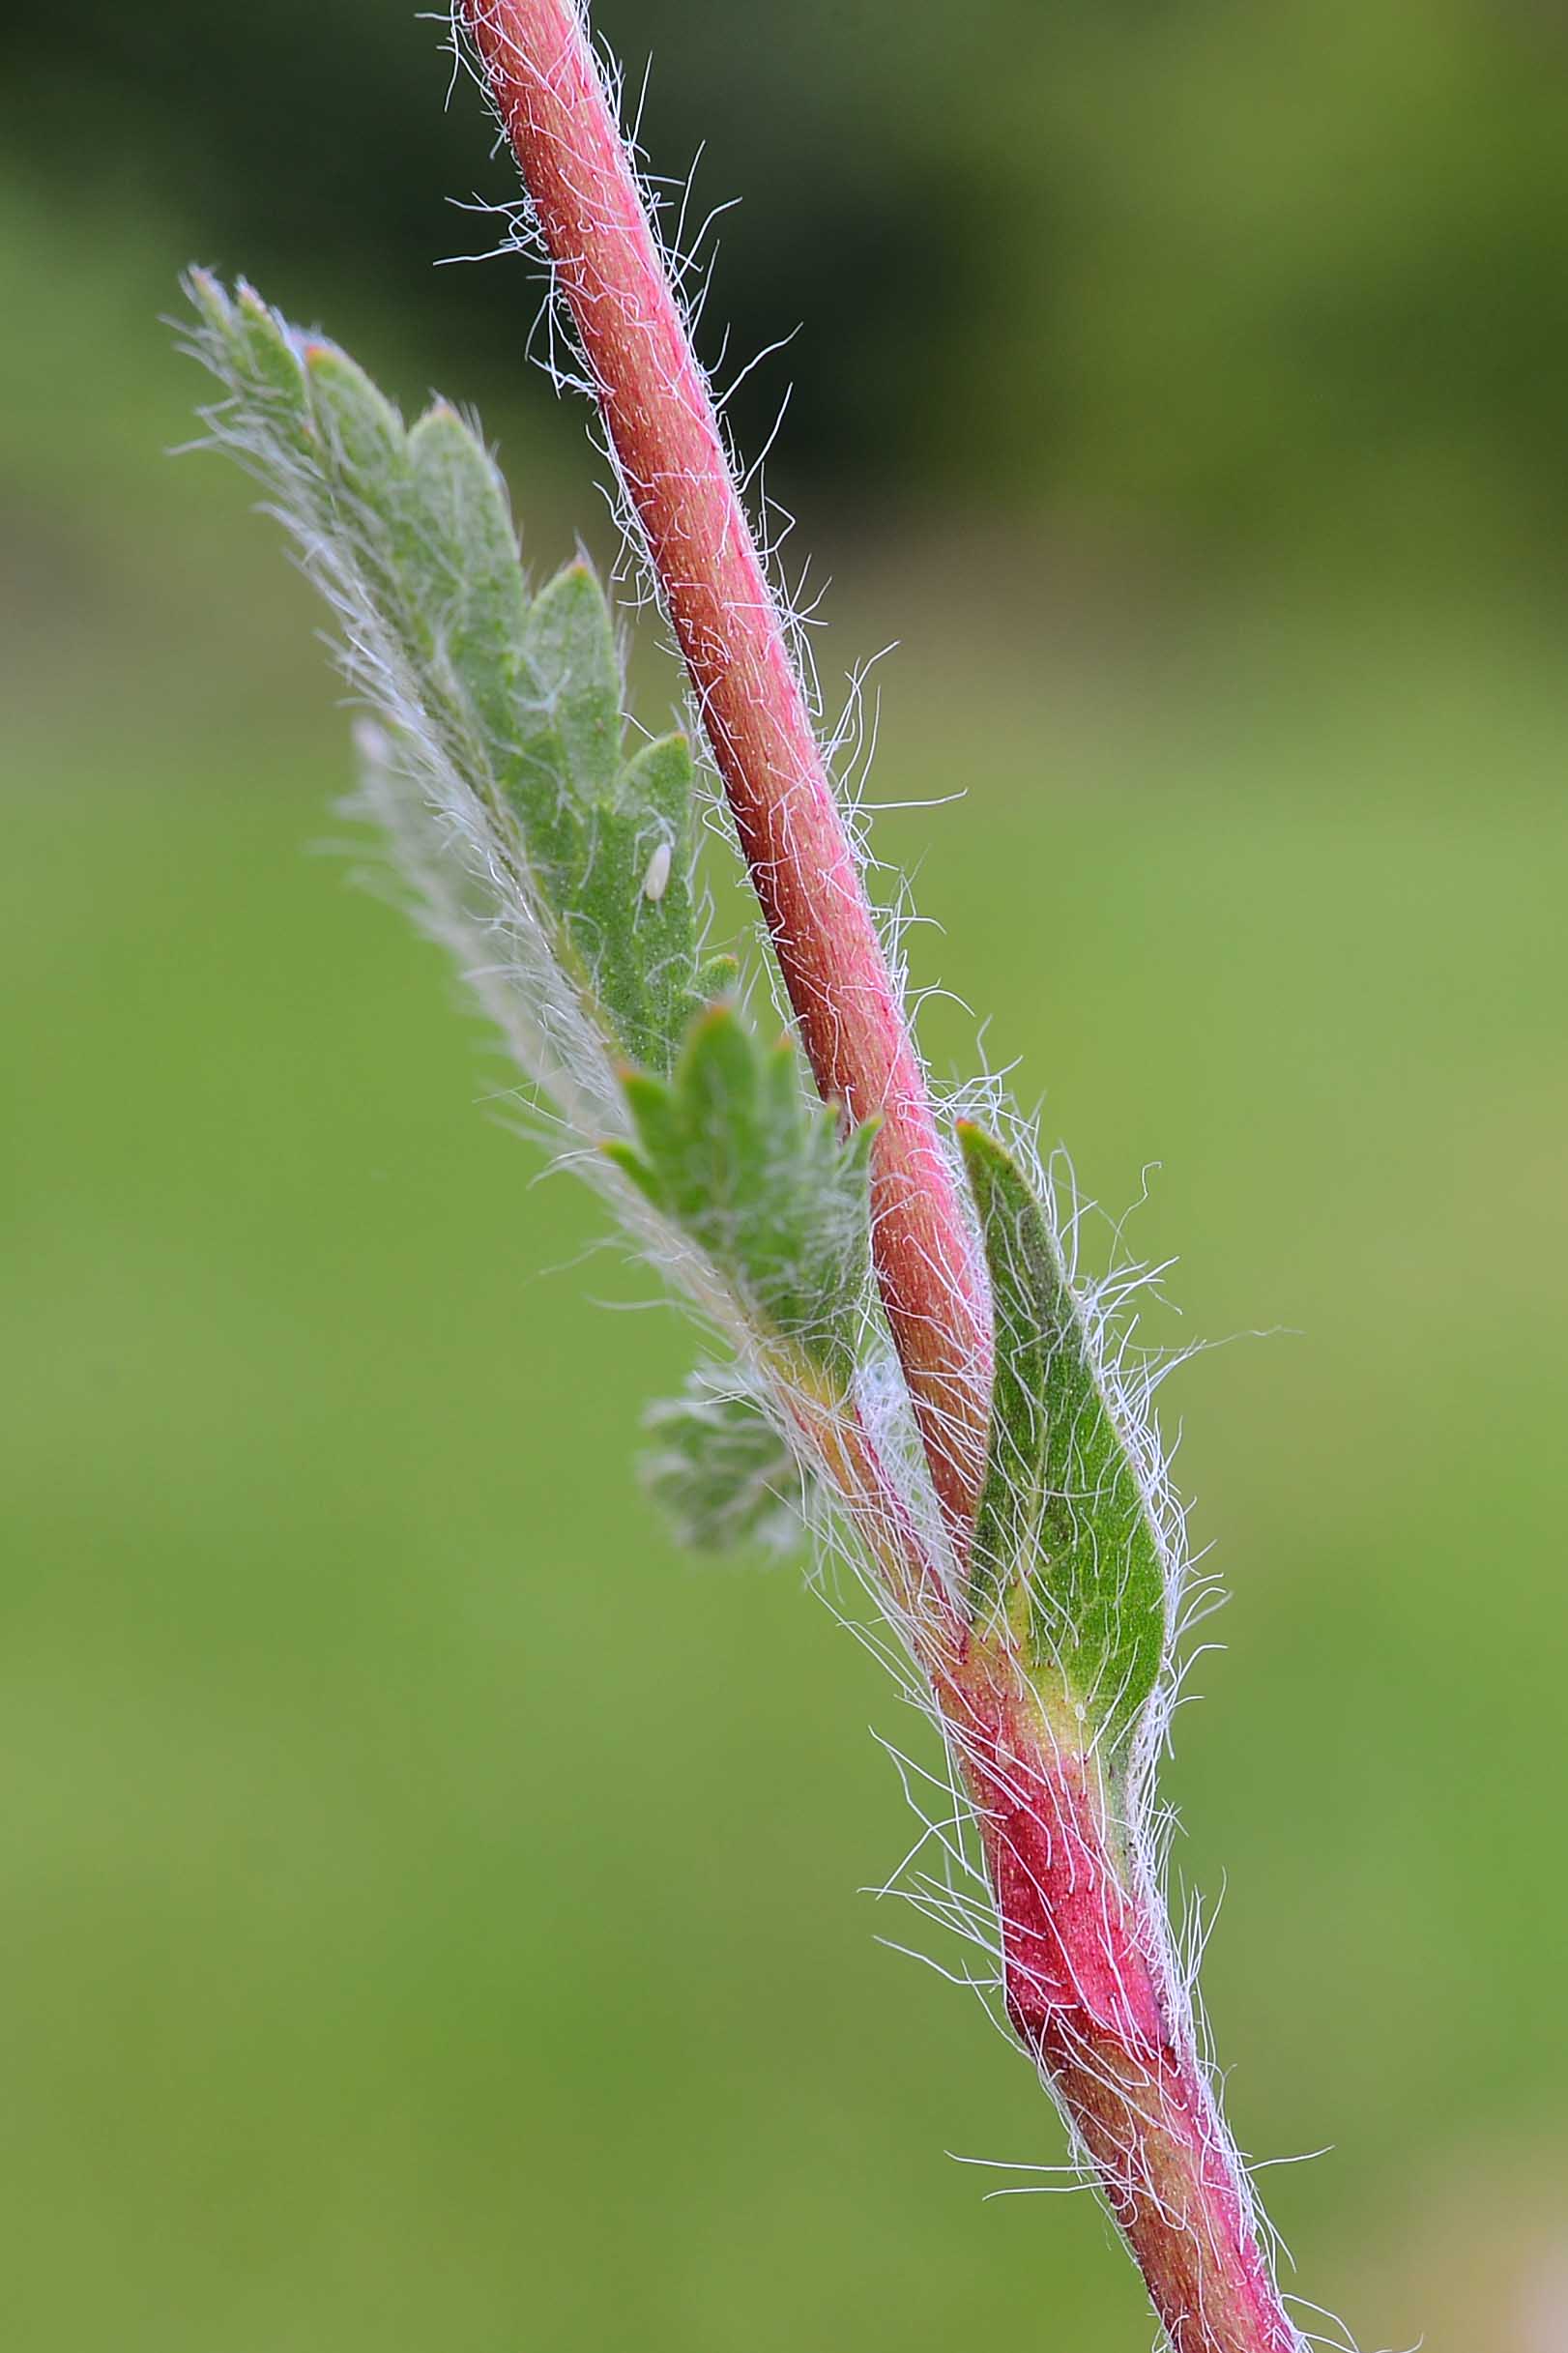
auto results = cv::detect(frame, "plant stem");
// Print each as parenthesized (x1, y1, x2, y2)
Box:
(458, 0, 989, 1540)
(942, 1658, 1303, 2353)
(454, 9, 1302, 2346)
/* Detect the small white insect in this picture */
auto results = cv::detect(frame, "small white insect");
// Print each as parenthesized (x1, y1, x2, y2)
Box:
(641, 838, 673, 903)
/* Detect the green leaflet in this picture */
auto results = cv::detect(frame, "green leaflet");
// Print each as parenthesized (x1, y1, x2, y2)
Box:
(184, 275, 701, 1074)
(642, 1370, 805, 1554)
(606, 1004, 877, 1383)
(522, 561, 622, 799)
(959, 1124, 1168, 1761)
(402, 403, 531, 757)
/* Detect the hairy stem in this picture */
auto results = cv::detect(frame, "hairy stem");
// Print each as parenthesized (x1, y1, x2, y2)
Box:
(458, 0, 990, 1537)
(942, 1661, 1302, 2353)
(780, 1360, 963, 1662)
(451, 10, 1301, 2346)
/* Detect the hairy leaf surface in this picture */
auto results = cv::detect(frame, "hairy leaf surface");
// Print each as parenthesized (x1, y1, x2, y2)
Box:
(185, 275, 701, 1073)
(960, 1124, 1168, 1759)
(642, 1370, 805, 1554)
(607, 1004, 877, 1381)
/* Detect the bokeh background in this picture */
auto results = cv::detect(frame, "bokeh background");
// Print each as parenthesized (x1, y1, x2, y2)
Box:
(4, 5, 1566, 2348)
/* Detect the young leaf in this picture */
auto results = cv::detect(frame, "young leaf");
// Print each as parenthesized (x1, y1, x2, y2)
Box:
(183, 277, 705, 1075)
(522, 560, 623, 797)
(641, 1369, 805, 1554)
(401, 401, 532, 757)
(606, 1004, 877, 1381)
(223, 277, 315, 425)
(562, 726, 704, 1076)
(959, 1124, 1168, 1759)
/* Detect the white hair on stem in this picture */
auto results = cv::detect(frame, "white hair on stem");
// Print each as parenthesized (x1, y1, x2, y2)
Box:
(177, 11, 1348, 2337)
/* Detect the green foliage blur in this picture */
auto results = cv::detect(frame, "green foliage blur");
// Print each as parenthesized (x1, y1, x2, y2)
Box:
(3, 5, 1566, 2350)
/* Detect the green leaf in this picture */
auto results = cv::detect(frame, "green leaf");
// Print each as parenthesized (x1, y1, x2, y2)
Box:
(402, 403, 532, 754)
(302, 339, 405, 492)
(522, 561, 623, 798)
(575, 732, 702, 1072)
(183, 277, 707, 1075)
(694, 951, 741, 1001)
(606, 1004, 877, 1380)
(225, 278, 313, 424)
(959, 1124, 1168, 1760)
(187, 276, 319, 500)
(641, 1370, 805, 1554)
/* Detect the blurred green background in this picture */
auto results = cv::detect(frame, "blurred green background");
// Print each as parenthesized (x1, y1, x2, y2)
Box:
(3, 6, 1566, 2349)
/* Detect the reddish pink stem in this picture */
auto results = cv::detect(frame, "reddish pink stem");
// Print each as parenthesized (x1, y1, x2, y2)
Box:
(459, 0, 989, 1537)
(456, 12, 1302, 2347)
(943, 1661, 1302, 2353)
